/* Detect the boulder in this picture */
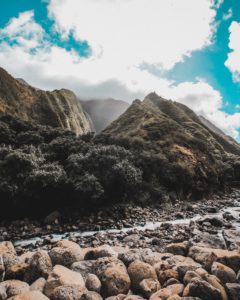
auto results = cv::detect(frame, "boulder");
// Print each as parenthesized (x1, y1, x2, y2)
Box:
(71, 260, 95, 280)
(44, 265, 85, 298)
(85, 246, 117, 260)
(124, 296, 145, 300)
(183, 278, 222, 300)
(7, 291, 48, 300)
(157, 269, 179, 285)
(30, 278, 46, 292)
(165, 242, 188, 256)
(223, 230, 240, 250)
(80, 291, 103, 300)
(0, 280, 29, 298)
(204, 274, 228, 300)
(128, 261, 157, 292)
(49, 241, 84, 267)
(211, 262, 237, 284)
(86, 274, 101, 293)
(51, 285, 84, 300)
(139, 278, 160, 298)
(5, 262, 28, 280)
(189, 246, 240, 272)
(24, 251, 52, 283)
(94, 257, 130, 297)
(149, 288, 172, 300)
(183, 271, 201, 285)
(118, 249, 152, 266)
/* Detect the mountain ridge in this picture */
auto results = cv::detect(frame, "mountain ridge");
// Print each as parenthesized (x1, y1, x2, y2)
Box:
(0, 67, 93, 135)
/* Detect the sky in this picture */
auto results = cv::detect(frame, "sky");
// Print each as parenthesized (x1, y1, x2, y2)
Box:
(0, 0, 240, 140)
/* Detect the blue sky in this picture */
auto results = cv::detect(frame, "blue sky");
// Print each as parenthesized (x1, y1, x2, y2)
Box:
(0, 0, 240, 140)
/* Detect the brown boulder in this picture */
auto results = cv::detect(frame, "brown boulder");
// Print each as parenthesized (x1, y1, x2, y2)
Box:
(86, 274, 101, 293)
(44, 265, 85, 298)
(139, 278, 160, 298)
(183, 277, 222, 300)
(49, 241, 84, 267)
(128, 261, 157, 292)
(211, 262, 237, 284)
(7, 291, 48, 300)
(0, 280, 29, 298)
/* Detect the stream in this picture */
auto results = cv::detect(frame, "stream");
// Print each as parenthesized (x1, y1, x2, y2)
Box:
(14, 200, 240, 248)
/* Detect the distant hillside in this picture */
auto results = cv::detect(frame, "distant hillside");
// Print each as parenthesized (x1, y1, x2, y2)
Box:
(81, 98, 129, 132)
(0, 67, 93, 135)
(98, 92, 240, 198)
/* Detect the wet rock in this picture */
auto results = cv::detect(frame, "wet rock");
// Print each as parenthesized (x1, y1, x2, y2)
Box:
(30, 277, 46, 292)
(211, 262, 237, 284)
(86, 274, 101, 293)
(49, 240, 84, 267)
(24, 251, 52, 283)
(7, 291, 48, 300)
(139, 278, 160, 298)
(44, 265, 85, 298)
(226, 283, 240, 300)
(0, 280, 29, 298)
(183, 278, 222, 300)
(165, 242, 188, 256)
(128, 261, 157, 292)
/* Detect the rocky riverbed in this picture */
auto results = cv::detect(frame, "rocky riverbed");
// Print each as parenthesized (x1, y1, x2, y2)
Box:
(0, 190, 239, 299)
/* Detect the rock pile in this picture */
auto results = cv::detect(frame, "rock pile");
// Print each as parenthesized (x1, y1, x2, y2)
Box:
(0, 239, 239, 300)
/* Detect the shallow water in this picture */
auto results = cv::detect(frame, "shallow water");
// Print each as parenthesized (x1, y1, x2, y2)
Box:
(14, 201, 240, 248)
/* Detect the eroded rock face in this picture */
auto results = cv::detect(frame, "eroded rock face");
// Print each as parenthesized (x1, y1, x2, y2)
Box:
(0, 68, 93, 135)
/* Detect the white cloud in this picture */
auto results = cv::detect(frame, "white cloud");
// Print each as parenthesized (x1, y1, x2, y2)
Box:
(0, 11, 44, 50)
(0, 3, 239, 139)
(225, 21, 240, 82)
(48, 0, 216, 70)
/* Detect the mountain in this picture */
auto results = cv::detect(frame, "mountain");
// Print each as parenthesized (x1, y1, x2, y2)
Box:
(0, 68, 93, 135)
(81, 98, 129, 132)
(98, 92, 240, 198)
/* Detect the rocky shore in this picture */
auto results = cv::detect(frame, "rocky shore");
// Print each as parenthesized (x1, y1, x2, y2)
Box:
(0, 190, 239, 299)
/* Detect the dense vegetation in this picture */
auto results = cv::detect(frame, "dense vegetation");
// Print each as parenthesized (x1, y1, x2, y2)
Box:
(0, 113, 239, 219)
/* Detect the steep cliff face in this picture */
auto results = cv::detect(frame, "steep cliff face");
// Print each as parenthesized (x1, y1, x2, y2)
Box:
(0, 68, 93, 135)
(81, 98, 129, 132)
